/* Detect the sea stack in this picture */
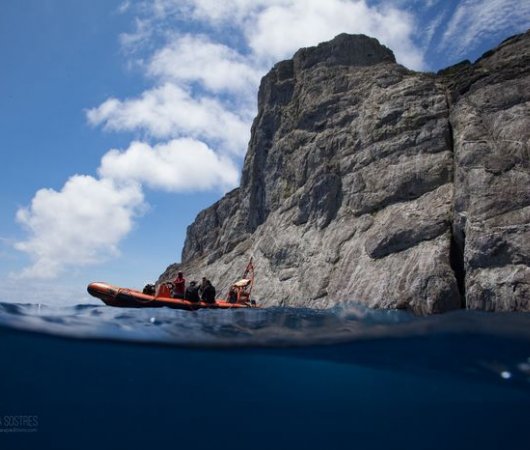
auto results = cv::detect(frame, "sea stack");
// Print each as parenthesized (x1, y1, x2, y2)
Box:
(160, 31, 530, 314)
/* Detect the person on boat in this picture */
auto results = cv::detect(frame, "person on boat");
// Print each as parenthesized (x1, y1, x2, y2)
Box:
(201, 279, 216, 304)
(228, 286, 238, 304)
(198, 277, 207, 298)
(172, 272, 186, 299)
(143, 283, 155, 295)
(185, 281, 200, 303)
(228, 279, 251, 304)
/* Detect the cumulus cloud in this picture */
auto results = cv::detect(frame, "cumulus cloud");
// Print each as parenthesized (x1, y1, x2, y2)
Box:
(245, 0, 424, 69)
(15, 176, 145, 279)
(14, 134, 241, 279)
(98, 139, 239, 192)
(86, 83, 251, 155)
(147, 34, 261, 95)
(14, 136, 241, 279)
(144, 0, 425, 69)
(439, 0, 530, 57)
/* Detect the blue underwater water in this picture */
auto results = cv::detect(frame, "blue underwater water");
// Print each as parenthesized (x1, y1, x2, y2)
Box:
(0, 301, 529, 450)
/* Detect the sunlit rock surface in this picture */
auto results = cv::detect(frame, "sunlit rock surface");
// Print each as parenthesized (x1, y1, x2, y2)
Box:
(160, 31, 530, 313)
(441, 32, 530, 311)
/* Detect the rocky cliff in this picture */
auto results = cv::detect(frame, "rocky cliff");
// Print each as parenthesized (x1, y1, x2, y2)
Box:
(160, 31, 530, 313)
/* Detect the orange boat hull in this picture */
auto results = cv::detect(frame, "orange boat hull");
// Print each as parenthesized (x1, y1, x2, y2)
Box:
(87, 282, 252, 310)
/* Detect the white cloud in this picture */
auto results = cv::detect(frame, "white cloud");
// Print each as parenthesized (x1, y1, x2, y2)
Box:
(439, 0, 530, 57)
(147, 34, 262, 95)
(119, 18, 153, 50)
(15, 176, 145, 279)
(14, 136, 240, 279)
(149, 0, 424, 69)
(245, 0, 424, 69)
(87, 83, 251, 155)
(98, 139, 239, 192)
(118, 1, 427, 75)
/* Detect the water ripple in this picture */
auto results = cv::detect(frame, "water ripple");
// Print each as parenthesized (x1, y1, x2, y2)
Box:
(0, 301, 529, 348)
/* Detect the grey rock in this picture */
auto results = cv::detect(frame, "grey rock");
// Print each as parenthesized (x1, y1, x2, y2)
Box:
(159, 31, 530, 313)
(364, 184, 452, 259)
(444, 31, 530, 311)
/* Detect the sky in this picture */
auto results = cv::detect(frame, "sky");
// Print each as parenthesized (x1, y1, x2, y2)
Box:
(1, 0, 529, 305)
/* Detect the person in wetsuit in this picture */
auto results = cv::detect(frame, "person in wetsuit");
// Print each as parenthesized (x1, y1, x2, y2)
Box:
(184, 281, 200, 303)
(201, 279, 216, 304)
(228, 286, 238, 304)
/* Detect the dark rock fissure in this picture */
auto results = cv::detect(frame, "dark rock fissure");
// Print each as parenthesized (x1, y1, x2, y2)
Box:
(450, 228, 466, 308)
(444, 98, 466, 308)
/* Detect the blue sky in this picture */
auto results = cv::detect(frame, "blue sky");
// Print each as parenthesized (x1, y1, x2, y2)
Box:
(1, 0, 529, 304)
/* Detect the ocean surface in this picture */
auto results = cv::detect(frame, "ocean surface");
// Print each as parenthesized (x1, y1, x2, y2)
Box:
(1, 301, 529, 450)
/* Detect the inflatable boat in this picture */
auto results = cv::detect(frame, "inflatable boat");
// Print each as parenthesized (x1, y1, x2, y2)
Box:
(87, 259, 256, 310)
(87, 282, 252, 310)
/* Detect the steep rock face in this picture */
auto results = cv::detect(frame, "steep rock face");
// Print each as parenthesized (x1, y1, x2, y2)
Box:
(160, 32, 530, 313)
(441, 32, 530, 311)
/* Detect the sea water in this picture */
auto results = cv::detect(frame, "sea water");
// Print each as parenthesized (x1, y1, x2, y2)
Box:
(0, 301, 529, 450)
